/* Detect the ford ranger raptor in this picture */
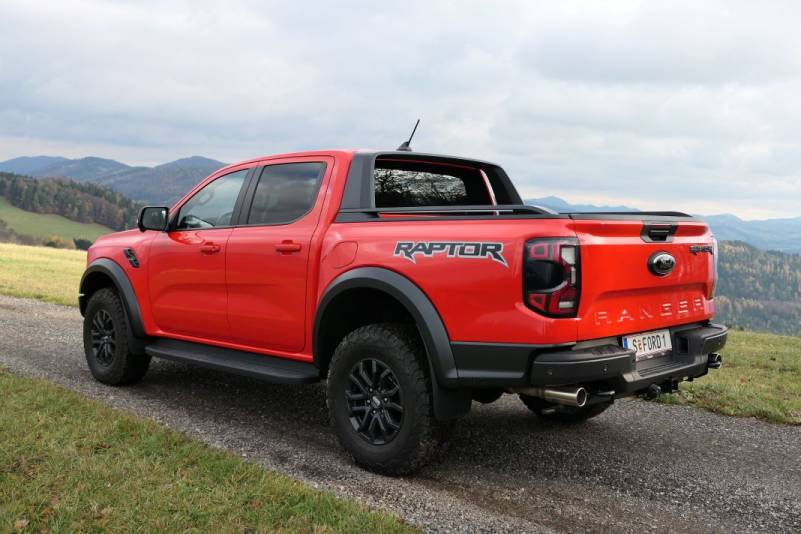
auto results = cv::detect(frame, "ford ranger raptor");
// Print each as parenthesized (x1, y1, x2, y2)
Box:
(79, 149, 727, 474)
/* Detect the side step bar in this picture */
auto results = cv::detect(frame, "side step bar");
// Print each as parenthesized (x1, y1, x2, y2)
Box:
(145, 339, 320, 385)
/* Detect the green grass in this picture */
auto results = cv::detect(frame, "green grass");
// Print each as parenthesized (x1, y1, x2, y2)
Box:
(0, 242, 86, 306)
(0, 368, 413, 533)
(661, 329, 801, 425)
(0, 197, 111, 242)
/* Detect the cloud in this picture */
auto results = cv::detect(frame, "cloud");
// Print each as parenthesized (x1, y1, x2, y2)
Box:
(520, 2, 801, 85)
(1, 0, 800, 218)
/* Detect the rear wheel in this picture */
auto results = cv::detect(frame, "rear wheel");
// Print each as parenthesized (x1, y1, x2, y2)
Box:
(326, 323, 450, 476)
(519, 394, 611, 423)
(83, 288, 150, 385)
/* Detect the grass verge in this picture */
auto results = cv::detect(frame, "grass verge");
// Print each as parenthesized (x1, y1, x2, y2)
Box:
(0, 368, 413, 533)
(0, 197, 111, 242)
(0, 242, 85, 306)
(660, 329, 801, 425)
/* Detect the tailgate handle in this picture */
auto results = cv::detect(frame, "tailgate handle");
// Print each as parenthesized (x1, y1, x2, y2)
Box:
(641, 222, 677, 243)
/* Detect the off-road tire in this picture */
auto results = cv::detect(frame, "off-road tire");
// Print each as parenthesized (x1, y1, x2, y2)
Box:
(519, 394, 611, 423)
(83, 288, 150, 385)
(326, 323, 451, 476)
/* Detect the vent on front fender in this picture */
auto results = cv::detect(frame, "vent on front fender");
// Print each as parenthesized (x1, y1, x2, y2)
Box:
(123, 248, 139, 268)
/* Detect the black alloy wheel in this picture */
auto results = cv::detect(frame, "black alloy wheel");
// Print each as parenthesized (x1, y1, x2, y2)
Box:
(90, 308, 117, 366)
(326, 323, 451, 475)
(83, 288, 151, 386)
(346, 358, 404, 445)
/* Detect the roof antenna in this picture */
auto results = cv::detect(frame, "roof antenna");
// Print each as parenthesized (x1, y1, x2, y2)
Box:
(396, 119, 420, 151)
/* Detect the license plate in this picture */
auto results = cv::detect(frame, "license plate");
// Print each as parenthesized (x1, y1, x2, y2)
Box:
(622, 329, 672, 361)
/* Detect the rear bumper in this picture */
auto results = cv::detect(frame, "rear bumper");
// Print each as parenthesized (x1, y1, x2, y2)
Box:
(451, 322, 728, 397)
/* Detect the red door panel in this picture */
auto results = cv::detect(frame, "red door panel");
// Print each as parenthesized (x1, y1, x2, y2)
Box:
(148, 228, 232, 339)
(226, 157, 332, 353)
(226, 226, 313, 352)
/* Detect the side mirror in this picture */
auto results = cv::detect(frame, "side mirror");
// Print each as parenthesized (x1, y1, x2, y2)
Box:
(137, 207, 169, 232)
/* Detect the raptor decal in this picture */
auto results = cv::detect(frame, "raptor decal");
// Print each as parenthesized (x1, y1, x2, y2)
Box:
(394, 241, 508, 267)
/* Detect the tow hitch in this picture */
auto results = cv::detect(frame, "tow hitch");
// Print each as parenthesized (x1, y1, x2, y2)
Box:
(643, 377, 683, 400)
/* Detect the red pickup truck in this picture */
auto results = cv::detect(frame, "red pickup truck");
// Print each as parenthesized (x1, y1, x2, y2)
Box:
(79, 149, 727, 474)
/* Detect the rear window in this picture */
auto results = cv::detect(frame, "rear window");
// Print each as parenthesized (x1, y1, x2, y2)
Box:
(373, 159, 492, 208)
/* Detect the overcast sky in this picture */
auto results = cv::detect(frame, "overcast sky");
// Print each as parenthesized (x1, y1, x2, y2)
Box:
(2, 0, 801, 219)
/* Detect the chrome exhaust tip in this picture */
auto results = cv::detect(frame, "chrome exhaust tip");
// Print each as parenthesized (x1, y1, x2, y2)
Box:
(514, 386, 588, 408)
(708, 353, 723, 370)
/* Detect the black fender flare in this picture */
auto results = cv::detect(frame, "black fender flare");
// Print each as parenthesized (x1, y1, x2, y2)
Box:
(79, 258, 146, 339)
(313, 267, 470, 420)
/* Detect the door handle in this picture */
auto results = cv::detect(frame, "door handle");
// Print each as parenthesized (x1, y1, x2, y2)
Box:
(275, 241, 302, 254)
(200, 243, 221, 254)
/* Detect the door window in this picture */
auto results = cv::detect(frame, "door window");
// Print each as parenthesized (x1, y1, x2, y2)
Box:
(246, 162, 325, 225)
(175, 169, 248, 229)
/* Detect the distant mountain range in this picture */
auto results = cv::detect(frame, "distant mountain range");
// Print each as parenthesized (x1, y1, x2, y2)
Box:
(697, 214, 801, 256)
(526, 195, 638, 213)
(526, 196, 801, 255)
(0, 155, 226, 205)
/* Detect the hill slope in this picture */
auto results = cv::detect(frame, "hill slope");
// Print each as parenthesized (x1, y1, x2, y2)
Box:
(525, 196, 638, 213)
(34, 156, 132, 181)
(0, 172, 138, 248)
(0, 172, 141, 230)
(0, 198, 111, 245)
(0, 155, 226, 205)
(702, 214, 801, 255)
(98, 156, 226, 204)
(0, 156, 70, 175)
(715, 240, 801, 335)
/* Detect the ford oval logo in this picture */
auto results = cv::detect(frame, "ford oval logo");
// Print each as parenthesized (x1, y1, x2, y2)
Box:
(648, 252, 676, 276)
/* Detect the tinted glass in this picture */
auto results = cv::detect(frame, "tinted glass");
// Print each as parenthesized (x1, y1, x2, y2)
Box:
(175, 169, 247, 229)
(374, 159, 491, 208)
(247, 162, 324, 225)
(140, 207, 167, 230)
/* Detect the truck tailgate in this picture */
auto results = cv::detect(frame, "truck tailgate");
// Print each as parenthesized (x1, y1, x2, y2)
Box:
(573, 216, 716, 340)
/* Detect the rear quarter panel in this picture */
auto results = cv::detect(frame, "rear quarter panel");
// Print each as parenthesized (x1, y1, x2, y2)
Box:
(318, 218, 580, 345)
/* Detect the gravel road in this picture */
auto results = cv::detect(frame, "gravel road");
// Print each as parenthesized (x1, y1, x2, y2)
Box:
(1, 293, 799, 533)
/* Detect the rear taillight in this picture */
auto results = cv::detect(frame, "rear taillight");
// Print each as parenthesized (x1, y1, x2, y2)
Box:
(524, 238, 580, 317)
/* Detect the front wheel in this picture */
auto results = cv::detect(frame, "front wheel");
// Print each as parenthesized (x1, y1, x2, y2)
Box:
(83, 288, 150, 386)
(519, 394, 612, 423)
(326, 323, 450, 476)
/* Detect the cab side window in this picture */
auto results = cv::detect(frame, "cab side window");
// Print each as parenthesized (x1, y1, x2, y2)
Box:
(175, 169, 248, 229)
(246, 162, 325, 225)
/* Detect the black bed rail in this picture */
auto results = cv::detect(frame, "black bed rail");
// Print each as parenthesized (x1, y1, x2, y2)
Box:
(335, 205, 696, 223)
(337, 204, 552, 220)
(566, 211, 695, 221)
